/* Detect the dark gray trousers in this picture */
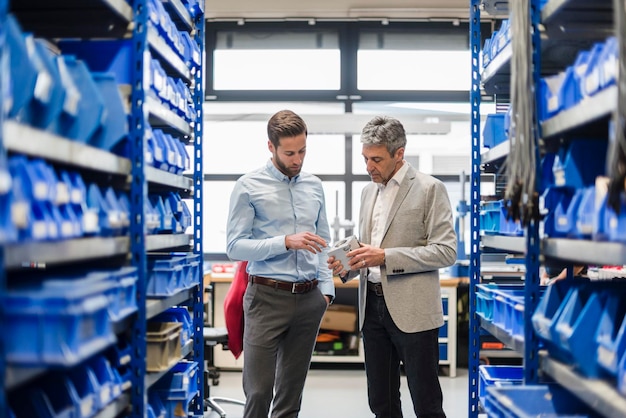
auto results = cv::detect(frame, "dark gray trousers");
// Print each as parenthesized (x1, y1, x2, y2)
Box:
(242, 281, 328, 418)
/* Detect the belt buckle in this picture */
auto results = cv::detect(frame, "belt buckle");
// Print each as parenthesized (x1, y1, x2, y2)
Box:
(371, 283, 383, 296)
(292, 282, 298, 293)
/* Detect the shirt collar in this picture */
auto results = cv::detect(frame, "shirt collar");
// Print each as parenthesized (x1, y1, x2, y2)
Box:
(266, 159, 299, 183)
(377, 161, 408, 191)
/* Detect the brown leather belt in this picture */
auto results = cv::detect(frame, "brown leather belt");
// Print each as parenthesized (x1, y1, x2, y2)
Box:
(367, 281, 383, 296)
(249, 275, 318, 294)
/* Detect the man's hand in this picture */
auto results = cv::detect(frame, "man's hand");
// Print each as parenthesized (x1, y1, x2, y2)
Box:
(285, 232, 327, 254)
(327, 255, 348, 277)
(346, 244, 385, 270)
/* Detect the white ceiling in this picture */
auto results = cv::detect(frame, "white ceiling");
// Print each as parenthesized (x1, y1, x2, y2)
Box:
(204, 0, 471, 21)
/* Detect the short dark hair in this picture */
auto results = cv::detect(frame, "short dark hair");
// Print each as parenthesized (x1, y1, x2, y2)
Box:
(267, 110, 308, 147)
(360, 116, 407, 156)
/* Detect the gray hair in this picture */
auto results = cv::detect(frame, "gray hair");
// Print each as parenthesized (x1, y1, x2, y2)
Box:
(360, 116, 407, 156)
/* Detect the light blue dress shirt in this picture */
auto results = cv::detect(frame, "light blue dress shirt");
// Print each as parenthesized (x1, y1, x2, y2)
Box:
(226, 159, 334, 298)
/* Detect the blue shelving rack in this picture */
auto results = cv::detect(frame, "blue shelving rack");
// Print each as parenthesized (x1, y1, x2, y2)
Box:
(468, 1, 482, 415)
(190, 10, 205, 418)
(471, 0, 626, 416)
(468, 0, 543, 415)
(129, 0, 149, 415)
(0, 0, 205, 417)
(0, 1, 7, 416)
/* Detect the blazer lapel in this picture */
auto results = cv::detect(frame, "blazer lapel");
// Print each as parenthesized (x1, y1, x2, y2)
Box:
(361, 184, 378, 244)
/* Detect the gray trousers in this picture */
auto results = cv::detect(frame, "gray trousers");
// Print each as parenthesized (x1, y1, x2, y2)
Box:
(242, 281, 328, 418)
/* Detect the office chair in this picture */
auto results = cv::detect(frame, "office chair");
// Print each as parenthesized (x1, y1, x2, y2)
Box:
(203, 326, 246, 418)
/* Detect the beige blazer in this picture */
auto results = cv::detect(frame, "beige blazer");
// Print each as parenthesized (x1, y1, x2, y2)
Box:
(353, 164, 457, 333)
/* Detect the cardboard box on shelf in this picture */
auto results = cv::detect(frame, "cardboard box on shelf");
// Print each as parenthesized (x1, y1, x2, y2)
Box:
(320, 304, 357, 332)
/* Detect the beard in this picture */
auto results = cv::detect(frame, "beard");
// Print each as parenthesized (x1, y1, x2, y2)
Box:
(273, 154, 302, 178)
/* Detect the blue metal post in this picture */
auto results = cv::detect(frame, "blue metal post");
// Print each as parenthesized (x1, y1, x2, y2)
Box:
(129, 0, 148, 416)
(0, 1, 8, 415)
(468, 0, 482, 415)
(523, 0, 543, 384)
(190, 11, 205, 417)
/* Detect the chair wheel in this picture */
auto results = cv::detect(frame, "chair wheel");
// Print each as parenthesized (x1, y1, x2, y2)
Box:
(212, 378, 220, 385)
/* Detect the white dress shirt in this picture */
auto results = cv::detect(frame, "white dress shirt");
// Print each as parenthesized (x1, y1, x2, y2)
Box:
(367, 162, 409, 283)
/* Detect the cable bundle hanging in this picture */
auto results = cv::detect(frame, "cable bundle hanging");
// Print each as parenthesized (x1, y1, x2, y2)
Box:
(607, 0, 626, 213)
(504, 0, 539, 225)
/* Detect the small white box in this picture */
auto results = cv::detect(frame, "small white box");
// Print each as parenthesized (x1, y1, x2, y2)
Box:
(328, 235, 360, 272)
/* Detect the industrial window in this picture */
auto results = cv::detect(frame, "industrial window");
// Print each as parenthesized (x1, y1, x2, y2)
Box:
(202, 102, 346, 175)
(213, 30, 341, 90)
(357, 30, 470, 91)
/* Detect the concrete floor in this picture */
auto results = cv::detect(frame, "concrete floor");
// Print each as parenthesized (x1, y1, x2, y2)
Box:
(204, 365, 470, 418)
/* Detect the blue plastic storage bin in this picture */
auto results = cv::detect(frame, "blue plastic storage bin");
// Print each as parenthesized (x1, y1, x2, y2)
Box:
(5, 15, 38, 120)
(573, 186, 597, 238)
(151, 129, 169, 171)
(66, 366, 99, 418)
(538, 73, 565, 122)
(603, 192, 626, 242)
(57, 39, 132, 85)
(116, 191, 131, 235)
(478, 365, 524, 407)
(554, 287, 608, 377)
(90, 73, 129, 152)
(150, 194, 174, 232)
(0, 164, 17, 244)
(484, 384, 596, 417)
(492, 289, 524, 333)
(581, 42, 606, 98)
(540, 186, 570, 238)
(57, 55, 106, 144)
(559, 51, 590, 111)
(539, 152, 557, 193)
(147, 255, 185, 297)
(148, 391, 167, 418)
(4, 277, 116, 366)
(145, 198, 161, 234)
(153, 360, 199, 414)
(596, 293, 626, 377)
(86, 355, 123, 408)
(58, 170, 82, 238)
(476, 284, 496, 321)
(185, 253, 201, 288)
(480, 200, 521, 236)
(89, 266, 138, 321)
(482, 114, 506, 149)
(599, 36, 617, 89)
(554, 187, 585, 237)
(24, 38, 67, 131)
(532, 280, 584, 363)
(103, 186, 124, 236)
(482, 38, 492, 68)
(553, 139, 607, 189)
(9, 157, 54, 241)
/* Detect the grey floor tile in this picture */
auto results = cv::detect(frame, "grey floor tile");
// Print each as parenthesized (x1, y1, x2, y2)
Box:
(204, 367, 469, 417)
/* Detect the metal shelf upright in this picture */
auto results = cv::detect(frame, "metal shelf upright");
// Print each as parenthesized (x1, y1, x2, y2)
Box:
(190, 10, 205, 417)
(468, 0, 482, 415)
(468, 0, 543, 414)
(128, 0, 149, 415)
(0, 0, 7, 415)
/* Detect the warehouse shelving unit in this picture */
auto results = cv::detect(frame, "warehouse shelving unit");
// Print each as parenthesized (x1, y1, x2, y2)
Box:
(0, 0, 205, 417)
(470, 0, 626, 416)
(0, 0, 7, 415)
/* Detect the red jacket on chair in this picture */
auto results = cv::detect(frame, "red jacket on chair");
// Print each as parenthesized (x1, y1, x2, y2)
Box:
(223, 260, 248, 359)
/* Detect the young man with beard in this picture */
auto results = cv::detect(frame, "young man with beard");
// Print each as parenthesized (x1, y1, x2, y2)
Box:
(226, 109, 334, 418)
